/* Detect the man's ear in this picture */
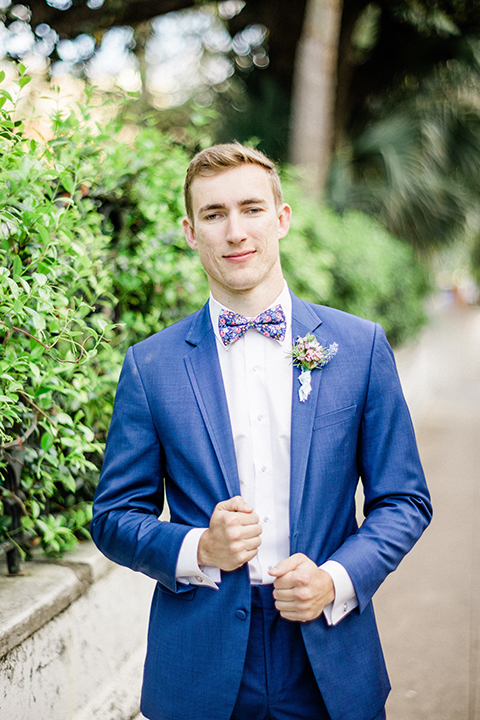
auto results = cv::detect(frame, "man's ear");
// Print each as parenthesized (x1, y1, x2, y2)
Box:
(182, 216, 198, 249)
(277, 203, 292, 239)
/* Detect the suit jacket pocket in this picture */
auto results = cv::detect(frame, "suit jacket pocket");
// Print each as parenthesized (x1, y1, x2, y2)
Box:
(313, 404, 357, 430)
(157, 582, 197, 601)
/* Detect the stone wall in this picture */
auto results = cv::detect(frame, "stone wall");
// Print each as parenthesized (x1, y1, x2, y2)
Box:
(0, 542, 155, 720)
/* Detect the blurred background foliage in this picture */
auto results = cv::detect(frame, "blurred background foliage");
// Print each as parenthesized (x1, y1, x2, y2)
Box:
(0, 0, 479, 279)
(1, 0, 479, 554)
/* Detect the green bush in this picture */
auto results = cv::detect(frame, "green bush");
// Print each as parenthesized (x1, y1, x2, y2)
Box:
(0, 68, 117, 554)
(88, 121, 209, 348)
(0, 73, 210, 556)
(281, 172, 430, 347)
(0, 70, 429, 558)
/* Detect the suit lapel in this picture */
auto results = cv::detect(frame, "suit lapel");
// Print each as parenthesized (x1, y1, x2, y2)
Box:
(184, 304, 240, 498)
(182, 295, 329, 528)
(289, 294, 327, 549)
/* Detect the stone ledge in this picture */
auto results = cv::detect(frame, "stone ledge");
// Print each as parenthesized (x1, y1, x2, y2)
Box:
(0, 541, 115, 659)
(32, 540, 116, 585)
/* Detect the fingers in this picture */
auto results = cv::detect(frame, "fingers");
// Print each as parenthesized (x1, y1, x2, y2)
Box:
(270, 556, 335, 622)
(217, 496, 260, 528)
(268, 553, 305, 579)
(197, 496, 262, 571)
(220, 495, 254, 514)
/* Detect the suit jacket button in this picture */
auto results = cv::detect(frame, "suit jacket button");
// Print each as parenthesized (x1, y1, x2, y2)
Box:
(235, 609, 247, 621)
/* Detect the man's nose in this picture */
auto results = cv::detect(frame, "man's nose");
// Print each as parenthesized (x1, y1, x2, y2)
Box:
(226, 212, 247, 242)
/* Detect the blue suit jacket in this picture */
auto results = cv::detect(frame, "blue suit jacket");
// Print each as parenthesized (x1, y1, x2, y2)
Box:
(91, 293, 432, 720)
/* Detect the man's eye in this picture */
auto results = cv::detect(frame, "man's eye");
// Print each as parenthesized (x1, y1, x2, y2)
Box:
(246, 207, 262, 214)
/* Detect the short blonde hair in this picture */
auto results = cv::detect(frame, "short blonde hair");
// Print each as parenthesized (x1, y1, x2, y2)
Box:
(184, 142, 283, 221)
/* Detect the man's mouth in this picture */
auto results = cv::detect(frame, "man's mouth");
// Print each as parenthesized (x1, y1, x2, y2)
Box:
(224, 250, 256, 263)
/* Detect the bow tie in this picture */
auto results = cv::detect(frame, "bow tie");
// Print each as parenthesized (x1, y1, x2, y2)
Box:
(218, 305, 287, 346)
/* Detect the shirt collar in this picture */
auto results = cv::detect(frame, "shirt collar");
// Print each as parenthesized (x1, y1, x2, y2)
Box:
(209, 280, 292, 349)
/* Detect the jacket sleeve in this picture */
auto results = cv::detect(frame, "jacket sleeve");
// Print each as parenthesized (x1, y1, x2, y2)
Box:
(328, 323, 432, 611)
(91, 346, 192, 593)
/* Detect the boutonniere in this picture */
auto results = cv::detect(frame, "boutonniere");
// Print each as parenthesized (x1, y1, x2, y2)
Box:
(290, 334, 338, 402)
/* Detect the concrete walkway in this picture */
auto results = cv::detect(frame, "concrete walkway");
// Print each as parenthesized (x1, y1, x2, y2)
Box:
(376, 302, 480, 720)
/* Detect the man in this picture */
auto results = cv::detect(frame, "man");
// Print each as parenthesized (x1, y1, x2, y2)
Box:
(91, 143, 432, 720)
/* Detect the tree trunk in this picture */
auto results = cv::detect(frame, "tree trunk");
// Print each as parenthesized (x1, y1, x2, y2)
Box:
(289, 0, 344, 195)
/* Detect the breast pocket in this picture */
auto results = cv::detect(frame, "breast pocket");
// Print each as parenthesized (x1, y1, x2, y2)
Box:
(313, 404, 357, 430)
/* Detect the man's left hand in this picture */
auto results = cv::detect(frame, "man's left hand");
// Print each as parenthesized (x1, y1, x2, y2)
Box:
(269, 553, 335, 622)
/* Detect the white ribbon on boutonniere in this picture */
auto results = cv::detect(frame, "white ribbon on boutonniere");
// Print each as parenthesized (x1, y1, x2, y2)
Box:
(290, 333, 338, 402)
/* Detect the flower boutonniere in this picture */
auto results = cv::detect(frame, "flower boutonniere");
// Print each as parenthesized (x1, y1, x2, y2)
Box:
(290, 334, 338, 402)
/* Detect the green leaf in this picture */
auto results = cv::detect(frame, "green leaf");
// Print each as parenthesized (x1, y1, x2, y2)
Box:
(34, 386, 51, 398)
(56, 412, 74, 427)
(19, 76, 31, 89)
(32, 272, 47, 286)
(0, 70, 5, 83)
(78, 424, 95, 442)
(60, 474, 76, 493)
(29, 362, 41, 379)
(24, 307, 45, 330)
(37, 262, 51, 275)
(18, 277, 30, 294)
(58, 437, 76, 447)
(61, 175, 75, 195)
(37, 225, 49, 243)
(13, 297, 23, 314)
(41, 433, 54, 451)
(12, 254, 22, 278)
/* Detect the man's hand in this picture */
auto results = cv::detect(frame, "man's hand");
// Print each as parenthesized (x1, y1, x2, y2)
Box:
(269, 553, 335, 622)
(197, 496, 262, 571)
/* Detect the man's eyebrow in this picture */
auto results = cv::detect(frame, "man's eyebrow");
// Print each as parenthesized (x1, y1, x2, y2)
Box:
(198, 203, 226, 214)
(239, 197, 267, 206)
(198, 198, 267, 214)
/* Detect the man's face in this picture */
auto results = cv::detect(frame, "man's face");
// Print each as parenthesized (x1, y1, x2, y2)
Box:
(183, 164, 291, 307)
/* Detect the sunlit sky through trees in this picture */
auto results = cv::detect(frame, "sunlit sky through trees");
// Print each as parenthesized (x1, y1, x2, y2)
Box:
(0, 0, 271, 109)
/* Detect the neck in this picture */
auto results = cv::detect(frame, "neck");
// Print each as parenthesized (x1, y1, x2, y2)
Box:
(210, 277, 285, 317)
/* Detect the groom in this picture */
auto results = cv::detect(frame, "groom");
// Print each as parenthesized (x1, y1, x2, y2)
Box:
(92, 143, 432, 720)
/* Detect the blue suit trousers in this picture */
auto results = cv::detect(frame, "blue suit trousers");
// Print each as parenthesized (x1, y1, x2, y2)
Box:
(230, 586, 330, 720)
(230, 586, 387, 720)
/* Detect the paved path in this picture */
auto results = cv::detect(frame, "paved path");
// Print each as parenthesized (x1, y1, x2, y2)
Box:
(376, 302, 480, 720)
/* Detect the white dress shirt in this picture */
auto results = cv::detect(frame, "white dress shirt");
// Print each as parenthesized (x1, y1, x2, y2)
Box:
(176, 282, 358, 625)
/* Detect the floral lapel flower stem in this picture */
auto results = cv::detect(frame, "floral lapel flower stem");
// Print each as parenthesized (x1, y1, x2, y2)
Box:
(290, 334, 338, 402)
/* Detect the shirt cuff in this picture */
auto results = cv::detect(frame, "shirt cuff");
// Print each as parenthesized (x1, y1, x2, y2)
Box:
(320, 560, 358, 626)
(175, 527, 220, 589)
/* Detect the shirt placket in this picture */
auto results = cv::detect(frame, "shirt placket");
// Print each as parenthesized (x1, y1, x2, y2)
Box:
(245, 331, 276, 584)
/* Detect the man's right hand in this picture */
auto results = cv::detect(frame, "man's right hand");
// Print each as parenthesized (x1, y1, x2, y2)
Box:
(197, 496, 262, 571)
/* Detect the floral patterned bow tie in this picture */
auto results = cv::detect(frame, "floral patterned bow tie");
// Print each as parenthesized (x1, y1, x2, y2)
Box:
(218, 304, 287, 346)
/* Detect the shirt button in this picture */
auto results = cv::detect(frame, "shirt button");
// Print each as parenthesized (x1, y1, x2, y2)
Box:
(235, 609, 247, 621)
(252, 365, 258, 372)
(261, 466, 267, 473)
(257, 415, 262, 421)
(196, 576, 203, 583)
(343, 603, 348, 613)
(263, 516, 269, 523)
